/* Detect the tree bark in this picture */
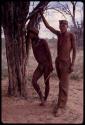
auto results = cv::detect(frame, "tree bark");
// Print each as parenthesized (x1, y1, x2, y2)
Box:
(1, 1, 30, 97)
(3, 29, 27, 97)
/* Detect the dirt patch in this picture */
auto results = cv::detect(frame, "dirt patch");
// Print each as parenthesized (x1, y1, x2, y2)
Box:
(1, 41, 83, 124)
(1, 77, 83, 124)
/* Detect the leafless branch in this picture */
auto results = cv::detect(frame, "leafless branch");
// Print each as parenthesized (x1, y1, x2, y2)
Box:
(47, 7, 67, 19)
(26, 1, 49, 22)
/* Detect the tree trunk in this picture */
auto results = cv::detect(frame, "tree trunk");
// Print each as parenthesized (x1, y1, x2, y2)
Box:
(4, 29, 27, 97)
(1, 1, 30, 97)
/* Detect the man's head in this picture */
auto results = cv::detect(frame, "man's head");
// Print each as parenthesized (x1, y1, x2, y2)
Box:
(59, 20, 68, 33)
(28, 28, 39, 39)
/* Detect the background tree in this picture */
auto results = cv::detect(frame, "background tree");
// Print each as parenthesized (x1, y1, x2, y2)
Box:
(47, 1, 83, 47)
(1, 1, 49, 98)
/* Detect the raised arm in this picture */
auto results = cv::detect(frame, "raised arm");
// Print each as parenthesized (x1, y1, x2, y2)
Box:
(40, 12, 60, 36)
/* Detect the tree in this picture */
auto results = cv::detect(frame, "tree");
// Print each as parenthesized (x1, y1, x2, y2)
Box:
(47, 1, 83, 46)
(47, 1, 83, 28)
(1, 1, 49, 98)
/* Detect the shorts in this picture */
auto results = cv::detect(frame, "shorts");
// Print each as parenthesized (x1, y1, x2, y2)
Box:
(55, 57, 71, 73)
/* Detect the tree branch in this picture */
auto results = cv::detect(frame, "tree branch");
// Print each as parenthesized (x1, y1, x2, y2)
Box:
(47, 7, 67, 19)
(25, 1, 49, 23)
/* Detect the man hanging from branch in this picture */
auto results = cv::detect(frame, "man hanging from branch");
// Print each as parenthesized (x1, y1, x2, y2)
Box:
(27, 27, 53, 106)
(40, 11, 76, 116)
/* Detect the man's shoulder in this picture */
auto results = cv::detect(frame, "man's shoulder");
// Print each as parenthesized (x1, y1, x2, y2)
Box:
(39, 38, 48, 44)
(67, 31, 74, 36)
(67, 31, 76, 41)
(39, 38, 47, 42)
(39, 38, 49, 48)
(66, 31, 75, 38)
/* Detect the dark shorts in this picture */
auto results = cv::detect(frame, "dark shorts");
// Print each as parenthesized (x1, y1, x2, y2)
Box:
(39, 63, 53, 75)
(55, 57, 71, 73)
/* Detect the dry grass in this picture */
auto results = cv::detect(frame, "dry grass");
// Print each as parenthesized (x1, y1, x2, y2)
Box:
(70, 49, 83, 80)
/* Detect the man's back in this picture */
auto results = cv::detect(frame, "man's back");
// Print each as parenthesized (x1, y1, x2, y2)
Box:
(32, 38, 52, 65)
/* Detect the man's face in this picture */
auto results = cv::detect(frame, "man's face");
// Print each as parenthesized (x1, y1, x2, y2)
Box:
(59, 24, 68, 33)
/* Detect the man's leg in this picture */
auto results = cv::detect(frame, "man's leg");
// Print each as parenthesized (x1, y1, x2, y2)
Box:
(54, 59, 69, 116)
(54, 72, 69, 116)
(44, 68, 50, 101)
(32, 65, 44, 103)
(53, 61, 61, 114)
(57, 72, 69, 108)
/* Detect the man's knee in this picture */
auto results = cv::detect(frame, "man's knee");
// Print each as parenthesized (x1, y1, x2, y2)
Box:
(45, 78, 49, 88)
(60, 76, 68, 84)
(59, 80, 69, 93)
(45, 82, 49, 87)
(32, 77, 37, 86)
(44, 73, 50, 84)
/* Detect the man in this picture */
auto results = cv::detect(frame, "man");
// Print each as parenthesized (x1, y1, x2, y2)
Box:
(28, 28, 53, 106)
(40, 12, 76, 116)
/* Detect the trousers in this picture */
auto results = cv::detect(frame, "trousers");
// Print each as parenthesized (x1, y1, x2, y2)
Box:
(55, 57, 71, 108)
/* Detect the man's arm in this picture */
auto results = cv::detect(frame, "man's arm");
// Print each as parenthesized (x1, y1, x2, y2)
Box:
(71, 33, 76, 66)
(40, 12, 60, 36)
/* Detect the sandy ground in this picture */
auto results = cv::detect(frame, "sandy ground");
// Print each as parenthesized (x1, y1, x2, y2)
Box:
(1, 78, 83, 124)
(1, 41, 83, 124)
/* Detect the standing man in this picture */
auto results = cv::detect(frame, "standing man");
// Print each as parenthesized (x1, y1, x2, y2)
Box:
(27, 28, 53, 106)
(40, 12, 76, 116)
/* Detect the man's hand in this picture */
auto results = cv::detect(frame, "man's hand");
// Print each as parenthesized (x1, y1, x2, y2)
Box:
(39, 9, 43, 15)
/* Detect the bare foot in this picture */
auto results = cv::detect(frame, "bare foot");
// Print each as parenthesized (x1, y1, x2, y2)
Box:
(39, 98, 45, 106)
(39, 102, 45, 106)
(54, 108, 65, 117)
(53, 105, 58, 116)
